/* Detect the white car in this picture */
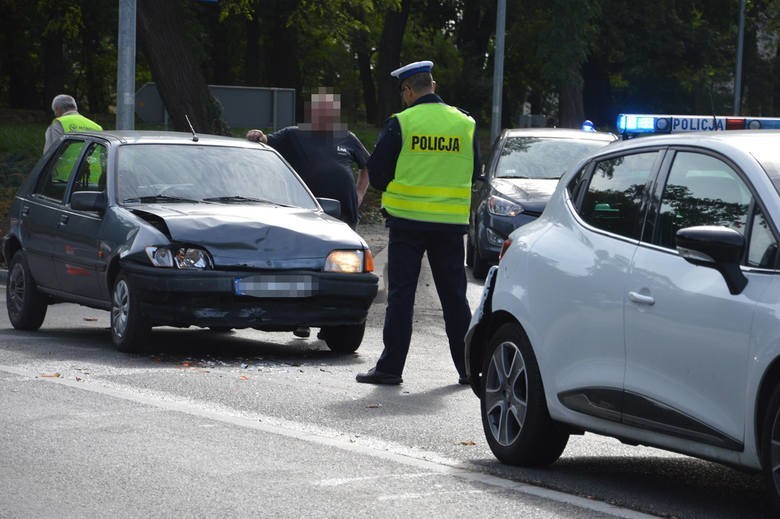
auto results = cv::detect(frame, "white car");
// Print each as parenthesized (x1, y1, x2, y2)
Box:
(465, 128, 780, 511)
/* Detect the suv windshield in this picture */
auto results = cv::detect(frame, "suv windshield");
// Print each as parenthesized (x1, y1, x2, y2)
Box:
(497, 137, 610, 179)
(116, 144, 318, 209)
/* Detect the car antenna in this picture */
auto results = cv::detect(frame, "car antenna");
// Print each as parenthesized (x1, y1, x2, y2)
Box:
(184, 114, 199, 142)
(708, 81, 719, 131)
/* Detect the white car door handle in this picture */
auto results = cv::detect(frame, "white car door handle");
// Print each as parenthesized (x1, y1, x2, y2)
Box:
(628, 291, 655, 305)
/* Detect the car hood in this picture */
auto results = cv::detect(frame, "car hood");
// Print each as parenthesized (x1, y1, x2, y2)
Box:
(129, 203, 366, 269)
(492, 178, 559, 201)
(491, 178, 558, 211)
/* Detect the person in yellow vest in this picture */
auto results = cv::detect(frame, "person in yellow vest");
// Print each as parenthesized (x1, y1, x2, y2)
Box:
(43, 94, 102, 155)
(356, 60, 481, 386)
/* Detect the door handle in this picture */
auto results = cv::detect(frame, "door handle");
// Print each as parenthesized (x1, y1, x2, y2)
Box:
(58, 214, 69, 228)
(21, 205, 30, 217)
(628, 291, 655, 305)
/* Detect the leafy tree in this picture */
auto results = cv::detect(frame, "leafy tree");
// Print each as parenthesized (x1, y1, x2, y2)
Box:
(137, 0, 230, 135)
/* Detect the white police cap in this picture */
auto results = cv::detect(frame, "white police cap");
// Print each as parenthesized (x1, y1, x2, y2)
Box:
(391, 60, 434, 80)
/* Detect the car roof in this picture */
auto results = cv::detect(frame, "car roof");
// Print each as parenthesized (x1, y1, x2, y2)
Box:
(592, 129, 780, 155)
(502, 127, 617, 142)
(65, 129, 269, 150)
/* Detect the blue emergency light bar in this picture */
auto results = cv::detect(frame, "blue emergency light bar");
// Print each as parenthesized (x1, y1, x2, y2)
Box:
(617, 113, 780, 137)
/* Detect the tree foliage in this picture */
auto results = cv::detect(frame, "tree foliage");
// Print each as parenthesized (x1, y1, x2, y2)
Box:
(1, 0, 779, 133)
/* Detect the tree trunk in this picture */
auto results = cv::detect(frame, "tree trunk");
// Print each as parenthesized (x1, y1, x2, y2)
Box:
(353, 33, 377, 125)
(81, 1, 106, 114)
(244, 2, 262, 85)
(1, 3, 40, 110)
(137, 0, 230, 135)
(375, 0, 410, 126)
(263, 0, 303, 122)
(456, 0, 494, 119)
(42, 29, 65, 115)
(558, 76, 584, 129)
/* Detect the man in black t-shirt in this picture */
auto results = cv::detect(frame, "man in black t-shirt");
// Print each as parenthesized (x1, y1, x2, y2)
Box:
(247, 90, 369, 228)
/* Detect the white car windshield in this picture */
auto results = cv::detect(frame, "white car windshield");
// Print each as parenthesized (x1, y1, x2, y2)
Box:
(116, 144, 318, 209)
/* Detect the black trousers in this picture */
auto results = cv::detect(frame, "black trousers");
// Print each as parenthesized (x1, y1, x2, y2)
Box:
(375, 227, 471, 377)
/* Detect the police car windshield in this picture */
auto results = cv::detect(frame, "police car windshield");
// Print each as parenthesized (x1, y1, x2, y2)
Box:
(751, 148, 780, 196)
(496, 137, 609, 179)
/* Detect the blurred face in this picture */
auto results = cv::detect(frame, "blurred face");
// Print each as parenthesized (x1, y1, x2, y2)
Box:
(308, 93, 342, 131)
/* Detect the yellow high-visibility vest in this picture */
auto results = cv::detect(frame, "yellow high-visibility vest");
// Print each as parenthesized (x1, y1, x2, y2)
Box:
(382, 102, 475, 224)
(56, 113, 102, 133)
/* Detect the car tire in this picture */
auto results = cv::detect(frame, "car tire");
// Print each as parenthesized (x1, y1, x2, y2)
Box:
(761, 383, 780, 513)
(6, 250, 47, 330)
(319, 323, 365, 353)
(111, 273, 151, 353)
(472, 245, 490, 280)
(480, 322, 569, 466)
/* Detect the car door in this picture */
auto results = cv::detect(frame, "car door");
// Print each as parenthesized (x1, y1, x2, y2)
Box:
(547, 150, 661, 407)
(54, 141, 109, 302)
(19, 139, 87, 289)
(624, 149, 766, 449)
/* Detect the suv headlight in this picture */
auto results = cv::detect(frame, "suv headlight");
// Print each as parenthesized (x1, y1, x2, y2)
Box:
(145, 246, 213, 269)
(325, 249, 372, 273)
(488, 194, 524, 217)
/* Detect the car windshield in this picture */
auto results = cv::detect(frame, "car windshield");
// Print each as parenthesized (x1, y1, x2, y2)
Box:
(116, 144, 318, 210)
(496, 137, 610, 179)
(751, 147, 780, 197)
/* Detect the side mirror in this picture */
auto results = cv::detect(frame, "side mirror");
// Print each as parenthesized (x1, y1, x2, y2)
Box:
(676, 225, 747, 295)
(71, 190, 107, 213)
(317, 197, 341, 219)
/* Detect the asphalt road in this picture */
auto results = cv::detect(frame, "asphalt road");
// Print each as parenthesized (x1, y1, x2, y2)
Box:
(0, 223, 771, 518)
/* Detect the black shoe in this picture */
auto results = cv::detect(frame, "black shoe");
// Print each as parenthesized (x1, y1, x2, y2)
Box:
(356, 367, 402, 385)
(293, 327, 310, 338)
(458, 376, 469, 385)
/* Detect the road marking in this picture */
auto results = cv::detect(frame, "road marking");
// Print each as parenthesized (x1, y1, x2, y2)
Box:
(0, 363, 657, 519)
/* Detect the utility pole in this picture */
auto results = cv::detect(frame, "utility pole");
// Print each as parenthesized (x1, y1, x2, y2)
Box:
(117, 0, 137, 129)
(490, 0, 506, 144)
(733, 0, 745, 115)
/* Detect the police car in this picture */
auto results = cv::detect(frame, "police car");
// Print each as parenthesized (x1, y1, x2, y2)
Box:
(464, 113, 780, 512)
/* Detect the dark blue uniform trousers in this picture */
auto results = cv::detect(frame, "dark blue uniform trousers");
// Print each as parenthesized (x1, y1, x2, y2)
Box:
(375, 227, 471, 378)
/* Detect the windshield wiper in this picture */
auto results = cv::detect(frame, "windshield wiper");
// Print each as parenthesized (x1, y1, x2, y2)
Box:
(123, 194, 201, 204)
(202, 195, 275, 204)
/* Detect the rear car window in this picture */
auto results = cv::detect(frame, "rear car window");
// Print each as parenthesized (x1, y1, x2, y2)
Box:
(576, 152, 659, 239)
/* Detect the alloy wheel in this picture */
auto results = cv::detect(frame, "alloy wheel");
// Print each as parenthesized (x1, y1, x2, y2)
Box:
(484, 340, 528, 446)
(111, 278, 130, 339)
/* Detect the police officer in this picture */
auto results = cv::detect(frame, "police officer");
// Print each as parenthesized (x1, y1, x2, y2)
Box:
(44, 94, 103, 155)
(356, 60, 480, 386)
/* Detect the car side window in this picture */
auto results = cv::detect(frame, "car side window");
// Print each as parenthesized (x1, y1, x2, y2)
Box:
(657, 152, 751, 249)
(35, 140, 86, 202)
(70, 143, 107, 195)
(578, 152, 658, 239)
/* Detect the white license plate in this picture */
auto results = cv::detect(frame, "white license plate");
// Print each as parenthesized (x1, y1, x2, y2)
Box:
(234, 275, 316, 298)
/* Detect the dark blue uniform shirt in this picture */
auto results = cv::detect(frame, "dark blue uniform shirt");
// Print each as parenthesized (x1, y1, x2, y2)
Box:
(267, 127, 369, 227)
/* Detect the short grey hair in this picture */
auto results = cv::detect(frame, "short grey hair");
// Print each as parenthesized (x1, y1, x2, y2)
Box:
(51, 94, 77, 113)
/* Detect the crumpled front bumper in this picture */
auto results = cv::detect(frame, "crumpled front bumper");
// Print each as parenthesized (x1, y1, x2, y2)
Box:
(122, 262, 378, 330)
